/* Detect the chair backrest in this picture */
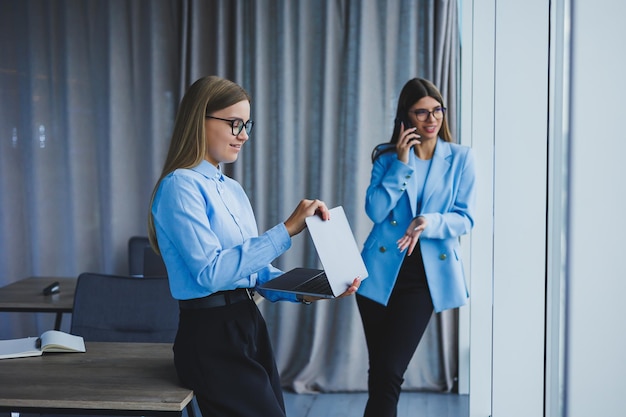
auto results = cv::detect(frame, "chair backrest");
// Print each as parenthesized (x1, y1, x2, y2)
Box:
(128, 236, 167, 277)
(70, 272, 178, 343)
(128, 236, 150, 276)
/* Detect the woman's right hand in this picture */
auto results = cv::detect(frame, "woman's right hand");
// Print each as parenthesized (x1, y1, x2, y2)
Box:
(284, 199, 330, 237)
(396, 122, 421, 164)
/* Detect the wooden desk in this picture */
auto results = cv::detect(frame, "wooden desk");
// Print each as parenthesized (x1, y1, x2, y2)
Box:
(0, 276, 76, 330)
(0, 342, 194, 416)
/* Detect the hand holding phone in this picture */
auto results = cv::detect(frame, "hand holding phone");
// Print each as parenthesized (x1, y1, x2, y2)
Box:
(399, 116, 420, 141)
(396, 118, 421, 163)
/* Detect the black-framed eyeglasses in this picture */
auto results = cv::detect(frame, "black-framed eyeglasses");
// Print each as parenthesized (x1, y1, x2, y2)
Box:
(206, 115, 254, 136)
(409, 107, 446, 122)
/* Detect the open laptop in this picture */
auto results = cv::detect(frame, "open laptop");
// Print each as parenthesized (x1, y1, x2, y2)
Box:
(259, 206, 368, 298)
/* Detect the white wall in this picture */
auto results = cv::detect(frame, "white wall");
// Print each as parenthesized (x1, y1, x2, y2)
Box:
(465, 1, 626, 416)
(565, 1, 626, 416)
(461, 0, 495, 415)
(466, 0, 549, 416)
(491, 0, 550, 415)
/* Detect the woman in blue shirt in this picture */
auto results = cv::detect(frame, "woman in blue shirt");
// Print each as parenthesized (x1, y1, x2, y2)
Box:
(148, 76, 359, 417)
(356, 78, 476, 417)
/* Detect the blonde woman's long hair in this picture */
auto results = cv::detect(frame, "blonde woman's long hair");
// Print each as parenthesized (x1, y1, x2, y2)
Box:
(148, 76, 251, 254)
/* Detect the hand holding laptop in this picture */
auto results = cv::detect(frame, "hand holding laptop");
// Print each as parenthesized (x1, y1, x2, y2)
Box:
(261, 206, 368, 301)
(283, 199, 330, 236)
(299, 276, 361, 304)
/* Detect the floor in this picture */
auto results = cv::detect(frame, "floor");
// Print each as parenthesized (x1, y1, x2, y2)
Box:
(8, 391, 467, 417)
(182, 391, 468, 417)
(283, 391, 469, 417)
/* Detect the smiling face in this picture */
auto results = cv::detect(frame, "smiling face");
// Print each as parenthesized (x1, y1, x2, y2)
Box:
(204, 100, 251, 166)
(408, 96, 444, 143)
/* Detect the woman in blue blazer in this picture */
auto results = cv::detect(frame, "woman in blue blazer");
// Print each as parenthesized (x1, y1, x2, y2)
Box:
(356, 78, 476, 417)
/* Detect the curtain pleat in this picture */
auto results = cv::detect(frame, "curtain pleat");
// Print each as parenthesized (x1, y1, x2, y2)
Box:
(0, 0, 459, 392)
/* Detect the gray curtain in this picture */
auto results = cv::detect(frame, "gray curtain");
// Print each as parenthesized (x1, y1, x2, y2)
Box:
(0, 0, 460, 392)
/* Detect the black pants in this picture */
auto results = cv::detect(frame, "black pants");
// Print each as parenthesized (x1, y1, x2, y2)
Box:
(356, 244, 434, 417)
(173, 298, 285, 417)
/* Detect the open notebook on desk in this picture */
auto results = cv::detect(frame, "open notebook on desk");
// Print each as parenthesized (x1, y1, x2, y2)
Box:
(260, 206, 368, 298)
(0, 330, 85, 360)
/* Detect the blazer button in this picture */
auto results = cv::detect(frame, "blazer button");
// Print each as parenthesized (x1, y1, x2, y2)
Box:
(439, 253, 447, 260)
(390, 220, 398, 226)
(379, 246, 387, 253)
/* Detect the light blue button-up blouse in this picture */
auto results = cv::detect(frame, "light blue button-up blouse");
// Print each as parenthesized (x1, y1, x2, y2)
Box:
(151, 160, 296, 303)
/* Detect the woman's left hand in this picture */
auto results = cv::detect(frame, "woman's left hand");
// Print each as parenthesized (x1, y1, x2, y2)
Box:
(299, 277, 361, 303)
(397, 216, 427, 256)
(338, 277, 361, 297)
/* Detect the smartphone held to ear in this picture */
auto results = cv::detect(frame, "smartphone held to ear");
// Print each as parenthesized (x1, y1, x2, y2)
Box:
(397, 116, 413, 130)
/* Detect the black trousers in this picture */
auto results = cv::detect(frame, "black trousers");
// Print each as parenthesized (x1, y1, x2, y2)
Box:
(356, 244, 434, 417)
(173, 298, 285, 417)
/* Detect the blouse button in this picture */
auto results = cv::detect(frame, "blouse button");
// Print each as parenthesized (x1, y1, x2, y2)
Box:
(379, 246, 387, 253)
(439, 253, 447, 260)
(390, 220, 397, 226)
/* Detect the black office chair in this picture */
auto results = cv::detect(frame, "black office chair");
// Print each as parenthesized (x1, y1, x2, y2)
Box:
(69, 272, 197, 416)
(128, 236, 167, 277)
(70, 272, 178, 342)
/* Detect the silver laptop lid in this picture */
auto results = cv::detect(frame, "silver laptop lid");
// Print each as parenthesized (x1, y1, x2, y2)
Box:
(304, 206, 368, 296)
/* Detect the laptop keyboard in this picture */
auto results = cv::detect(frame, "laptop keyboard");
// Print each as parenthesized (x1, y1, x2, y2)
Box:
(294, 274, 333, 296)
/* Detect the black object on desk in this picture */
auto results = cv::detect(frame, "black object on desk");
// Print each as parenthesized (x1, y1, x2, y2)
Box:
(42, 281, 60, 295)
(0, 277, 76, 330)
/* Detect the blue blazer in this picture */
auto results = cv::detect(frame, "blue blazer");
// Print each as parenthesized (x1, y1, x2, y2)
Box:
(359, 139, 476, 312)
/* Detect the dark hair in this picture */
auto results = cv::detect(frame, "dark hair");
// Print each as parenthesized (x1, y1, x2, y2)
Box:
(372, 78, 452, 162)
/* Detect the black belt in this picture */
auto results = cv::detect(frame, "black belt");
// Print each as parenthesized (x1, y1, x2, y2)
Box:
(179, 288, 254, 310)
